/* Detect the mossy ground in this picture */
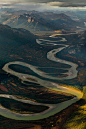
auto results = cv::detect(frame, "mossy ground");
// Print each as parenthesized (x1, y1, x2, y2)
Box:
(63, 86, 86, 129)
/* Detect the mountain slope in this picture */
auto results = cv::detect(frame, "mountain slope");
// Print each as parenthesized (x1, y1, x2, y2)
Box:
(0, 24, 37, 45)
(2, 11, 84, 31)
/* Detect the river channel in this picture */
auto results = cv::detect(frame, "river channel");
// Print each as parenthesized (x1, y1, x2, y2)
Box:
(0, 32, 83, 120)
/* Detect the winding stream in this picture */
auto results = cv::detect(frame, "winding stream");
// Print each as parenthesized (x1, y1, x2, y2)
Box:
(0, 33, 83, 120)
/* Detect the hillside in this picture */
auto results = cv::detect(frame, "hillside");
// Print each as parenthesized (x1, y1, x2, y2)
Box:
(0, 24, 37, 45)
(1, 11, 84, 32)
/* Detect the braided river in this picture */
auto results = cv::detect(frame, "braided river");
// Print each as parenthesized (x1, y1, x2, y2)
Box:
(0, 33, 83, 120)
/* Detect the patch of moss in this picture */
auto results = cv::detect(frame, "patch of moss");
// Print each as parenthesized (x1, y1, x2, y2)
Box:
(63, 86, 86, 129)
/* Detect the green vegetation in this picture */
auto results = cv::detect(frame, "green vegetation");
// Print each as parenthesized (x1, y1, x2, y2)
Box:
(83, 86, 86, 100)
(63, 104, 86, 129)
(63, 86, 86, 129)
